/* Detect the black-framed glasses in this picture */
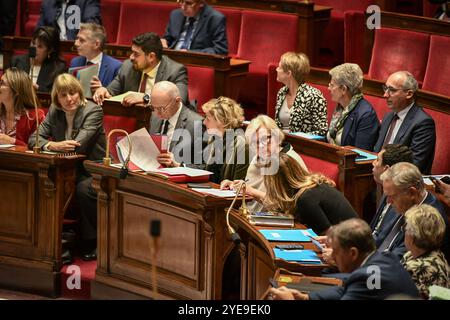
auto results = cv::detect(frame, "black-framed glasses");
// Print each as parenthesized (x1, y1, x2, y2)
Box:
(150, 99, 173, 112)
(382, 84, 410, 95)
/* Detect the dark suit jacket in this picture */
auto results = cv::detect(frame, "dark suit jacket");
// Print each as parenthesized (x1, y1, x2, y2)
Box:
(149, 105, 204, 165)
(106, 56, 190, 107)
(11, 54, 67, 93)
(309, 251, 419, 300)
(36, 0, 101, 40)
(371, 195, 401, 248)
(28, 100, 106, 162)
(374, 103, 436, 174)
(163, 4, 228, 55)
(70, 54, 122, 87)
(340, 98, 380, 151)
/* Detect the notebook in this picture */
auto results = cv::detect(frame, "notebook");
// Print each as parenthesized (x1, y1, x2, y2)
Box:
(273, 248, 322, 264)
(259, 229, 318, 242)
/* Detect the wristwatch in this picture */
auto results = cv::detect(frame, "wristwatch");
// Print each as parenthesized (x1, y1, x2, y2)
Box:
(143, 93, 151, 106)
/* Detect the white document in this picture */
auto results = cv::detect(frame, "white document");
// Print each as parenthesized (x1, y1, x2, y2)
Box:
(116, 127, 160, 171)
(74, 64, 99, 98)
(191, 188, 236, 197)
(105, 91, 140, 103)
(0, 144, 15, 148)
(155, 167, 213, 177)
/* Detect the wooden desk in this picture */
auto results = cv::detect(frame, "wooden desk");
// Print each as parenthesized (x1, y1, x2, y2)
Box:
(1, 37, 250, 102)
(84, 161, 327, 299)
(0, 147, 84, 297)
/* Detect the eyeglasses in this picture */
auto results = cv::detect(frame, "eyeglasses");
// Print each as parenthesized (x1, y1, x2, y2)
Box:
(150, 99, 173, 112)
(382, 85, 411, 95)
(178, 0, 198, 7)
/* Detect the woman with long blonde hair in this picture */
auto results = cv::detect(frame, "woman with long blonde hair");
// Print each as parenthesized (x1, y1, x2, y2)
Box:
(264, 153, 357, 234)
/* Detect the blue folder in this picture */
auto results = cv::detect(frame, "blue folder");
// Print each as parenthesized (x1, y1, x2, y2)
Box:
(273, 248, 322, 264)
(351, 148, 377, 162)
(259, 229, 318, 242)
(289, 132, 325, 141)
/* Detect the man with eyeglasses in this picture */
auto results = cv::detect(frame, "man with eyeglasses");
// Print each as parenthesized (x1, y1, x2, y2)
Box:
(161, 0, 228, 55)
(148, 81, 204, 168)
(93, 32, 191, 109)
(373, 71, 436, 174)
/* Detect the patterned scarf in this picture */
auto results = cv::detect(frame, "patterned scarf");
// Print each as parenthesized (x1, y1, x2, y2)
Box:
(328, 93, 363, 144)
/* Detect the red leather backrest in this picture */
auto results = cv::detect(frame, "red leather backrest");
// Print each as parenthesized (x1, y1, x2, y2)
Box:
(266, 63, 282, 118)
(116, 1, 178, 45)
(101, 0, 121, 44)
(237, 10, 298, 73)
(103, 115, 137, 162)
(300, 154, 340, 185)
(423, 35, 450, 97)
(313, 0, 376, 12)
(215, 6, 241, 56)
(427, 109, 450, 174)
(364, 95, 389, 122)
(186, 65, 215, 113)
(344, 10, 367, 71)
(368, 28, 430, 83)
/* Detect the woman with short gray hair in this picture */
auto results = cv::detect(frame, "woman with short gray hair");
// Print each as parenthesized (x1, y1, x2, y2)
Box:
(327, 63, 379, 151)
(401, 204, 450, 299)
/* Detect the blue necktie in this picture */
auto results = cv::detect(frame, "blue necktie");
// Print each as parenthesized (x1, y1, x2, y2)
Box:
(181, 17, 195, 50)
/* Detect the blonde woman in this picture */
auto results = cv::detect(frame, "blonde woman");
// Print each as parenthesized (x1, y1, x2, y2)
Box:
(221, 115, 307, 212)
(264, 153, 357, 234)
(401, 204, 450, 299)
(28, 73, 105, 261)
(0, 68, 45, 145)
(202, 96, 249, 183)
(274, 51, 327, 135)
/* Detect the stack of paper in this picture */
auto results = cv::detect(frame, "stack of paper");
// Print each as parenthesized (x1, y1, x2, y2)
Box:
(105, 91, 140, 103)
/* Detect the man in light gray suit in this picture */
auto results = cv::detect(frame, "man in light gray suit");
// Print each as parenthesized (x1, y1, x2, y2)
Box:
(93, 32, 190, 109)
(149, 81, 204, 167)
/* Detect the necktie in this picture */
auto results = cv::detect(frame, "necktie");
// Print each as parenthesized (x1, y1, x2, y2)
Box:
(181, 17, 195, 50)
(378, 216, 404, 251)
(383, 114, 399, 146)
(160, 120, 170, 135)
(86, 61, 94, 66)
(139, 73, 149, 93)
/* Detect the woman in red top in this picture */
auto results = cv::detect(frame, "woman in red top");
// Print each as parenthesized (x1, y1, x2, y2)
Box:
(0, 68, 45, 146)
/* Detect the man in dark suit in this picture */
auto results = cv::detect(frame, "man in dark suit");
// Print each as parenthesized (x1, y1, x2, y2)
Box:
(70, 23, 121, 92)
(374, 71, 436, 174)
(36, 0, 101, 40)
(149, 81, 204, 167)
(269, 218, 419, 300)
(161, 0, 228, 55)
(93, 32, 190, 109)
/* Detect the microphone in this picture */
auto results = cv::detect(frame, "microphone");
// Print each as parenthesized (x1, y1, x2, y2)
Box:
(28, 46, 40, 154)
(150, 219, 161, 299)
(225, 181, 250, 245)
(103, 129, 132, 179)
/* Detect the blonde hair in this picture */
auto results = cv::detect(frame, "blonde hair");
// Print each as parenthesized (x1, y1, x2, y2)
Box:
(245, 115, 285, 145)
(201, 96, 244, 129)
(0, 68, 39, 117)
(51, 73, 86, 109)
(329, 63, 363, 96)
(405, 204, 446, 251)
(280, 51, 310, 84)
(263, 153, 335, 215)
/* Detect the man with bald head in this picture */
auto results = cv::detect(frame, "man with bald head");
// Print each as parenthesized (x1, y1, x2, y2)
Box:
(148, 81, 204, 167)
(374, 71, 436, 174)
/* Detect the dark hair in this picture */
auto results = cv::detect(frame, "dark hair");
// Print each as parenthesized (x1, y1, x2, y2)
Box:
(382, 144, 414, 167)
(132, 32, 163, 60)
(32, 26, 61, 62)
(329, 218, 376, 254)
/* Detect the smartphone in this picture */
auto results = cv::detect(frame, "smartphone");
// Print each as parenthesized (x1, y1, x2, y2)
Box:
(187, 183, 212, 189)
(275, 244, 304, 250)
(429, 176, 442, 193)
(308, 235, 324, 252)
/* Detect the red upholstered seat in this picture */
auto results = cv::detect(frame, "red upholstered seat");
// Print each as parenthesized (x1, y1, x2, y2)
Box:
(266, 63, 283, 119)
(364, 95, 389, 123)
(236, 10, 298, 118)
(427, 109, 450, 174)
(368, 28, 430, 83)
(316, 11, 344, 68)
(344, 10, 367, 71)
(186, 65, 215, 113)
(101, 0, 121, 44)
(313, 0, 375, 12)
(116, 1, 178, 45)
(300, 154, 340, 185)
(103, 116, 137, 162)
(24, 0, 41, 36)
(215, 7, 241, 56)
(423, 35, 450, 97)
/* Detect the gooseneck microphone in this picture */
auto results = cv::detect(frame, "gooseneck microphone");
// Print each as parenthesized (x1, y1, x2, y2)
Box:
(28, 46, 41, 154)
(225, 182, 249, 245)
(103, 129, 132, 179)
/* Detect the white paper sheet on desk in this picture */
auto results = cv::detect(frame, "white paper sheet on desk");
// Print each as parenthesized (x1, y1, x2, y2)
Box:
(0, 144, 15, 148)
(105, 91, 139, 103)
(155, 167, 213, 177)
(116, 127, 160, 171)
(191, 188, 236, 197)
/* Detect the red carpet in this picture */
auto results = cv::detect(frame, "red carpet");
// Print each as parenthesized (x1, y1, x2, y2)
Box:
(60, 257, 96, 299)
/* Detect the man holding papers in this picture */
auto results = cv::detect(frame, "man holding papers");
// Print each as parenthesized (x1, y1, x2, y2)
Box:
(269, 219, 419, 300)
(70, 23, 122, 91)
(148, 81, 203, 167)
(93, 32, 190, 108)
